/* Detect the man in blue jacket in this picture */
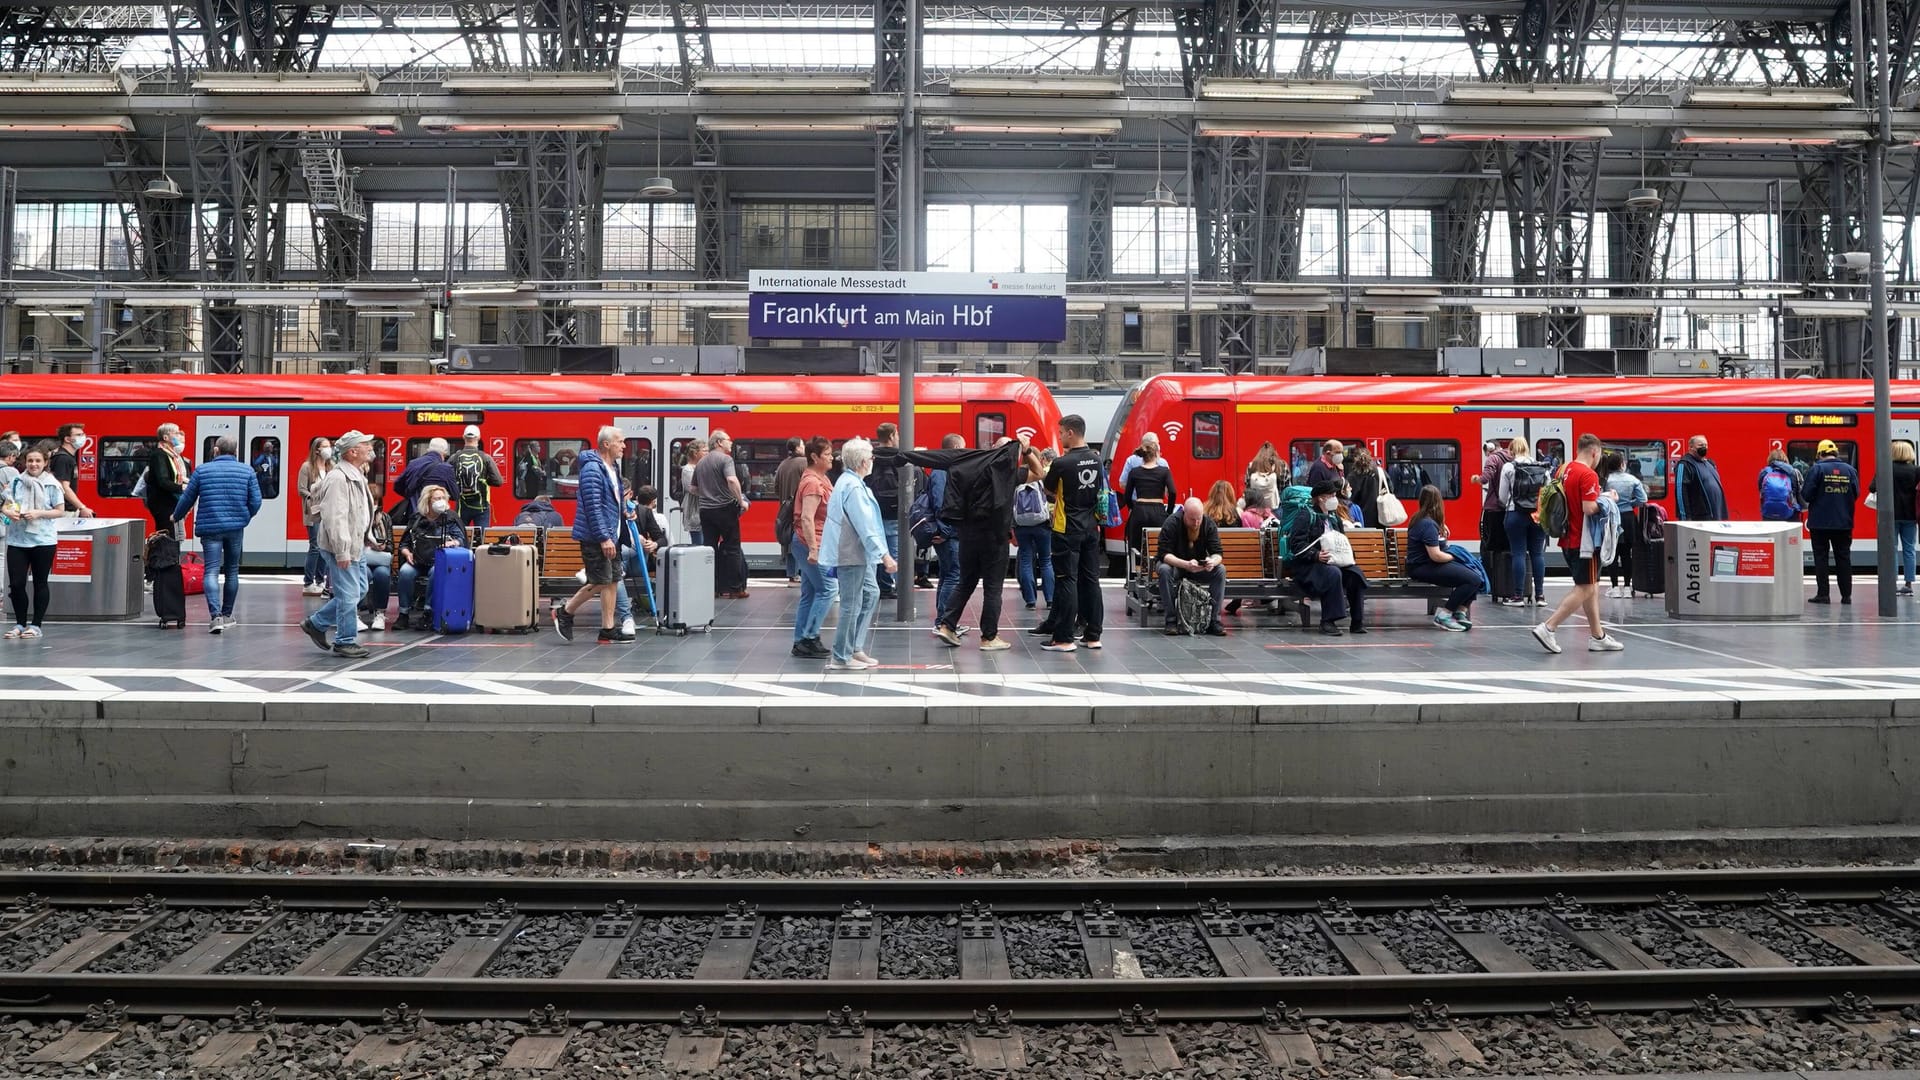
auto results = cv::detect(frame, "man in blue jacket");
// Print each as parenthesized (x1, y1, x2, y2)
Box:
(1801, 439, 1860, 605)
(552, 425, 633, 645)
(173, 435, 262, 634)
(394, 437, 458, 507)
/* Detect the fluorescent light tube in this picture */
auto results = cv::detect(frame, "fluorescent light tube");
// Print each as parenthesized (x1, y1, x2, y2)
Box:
(1447, 82, 1617, 106)
(695, 72, 872, 94)
(121, 296, 205, 308)
(1676, 128, 1864, 145)
(1197, 78, 1371, 102)
(0, 115, 133, 133)
(1686, 86, 1852, 108)
(1196, 121, 1391, 140)
(420, 114, 622, 132)
(1419, 123, 1611, 142)
(0, 72, 130, 94)
(442, 72, 620, 94)
(696, 114, 895, 132)
(194, 72, 376, 94)
(947, 118, 1121, 135)
(200, 115, 399, 133)
(948, 73, 1123, 97)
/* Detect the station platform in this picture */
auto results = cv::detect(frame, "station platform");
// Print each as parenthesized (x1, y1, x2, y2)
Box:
(2, 574, 1918, 845)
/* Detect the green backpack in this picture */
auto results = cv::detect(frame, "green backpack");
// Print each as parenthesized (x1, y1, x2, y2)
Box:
(1534, 468, 1570, 539)
(1274, 484, 1315, 563)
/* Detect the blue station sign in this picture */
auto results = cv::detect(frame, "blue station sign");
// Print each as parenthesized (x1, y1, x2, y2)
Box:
(748, 270, 1067, 343)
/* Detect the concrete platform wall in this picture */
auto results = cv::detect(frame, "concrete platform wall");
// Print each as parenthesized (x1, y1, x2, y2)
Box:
(2, 694, 1916, 841)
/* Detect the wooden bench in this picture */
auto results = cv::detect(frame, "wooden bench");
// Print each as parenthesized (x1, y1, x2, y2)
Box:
(1264, 527, 1452, 628)
(1382, 527, 1463, 615)
(538, 528, 585, 599)
(1124, 525, 1287, 624)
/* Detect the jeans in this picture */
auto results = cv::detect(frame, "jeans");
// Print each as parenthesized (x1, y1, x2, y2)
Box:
(362, 553, 392, 615)
(1291, 562, 1367, 626)
(1014, 524, 1054, 606)
(1900, 520, 1917, 585)
(1158, 563, 1226, 628)
(877, 518, 899, 594)
(832, 563, 881, 662)
(1809, 526, 1852, 600)
(699, 504, 747, 593)
(615, 546, 654, 624)
(5, 544, 53, 627)
(940, 526, 1008, 640)
(1413, 560, 1482, 612)
(311, 556, 368, 646)
(459, 506, 490, 531)
(933, 529, 961, 619)
(199, 530, 244, 619)
(1504, 509, 1548, 600)
(793, 556, 838, 642)
(784, 535, 803, 580)
(1043, 530, 1103, 644)
(396, 561, 431, 612)
(303, 532, 330, 588)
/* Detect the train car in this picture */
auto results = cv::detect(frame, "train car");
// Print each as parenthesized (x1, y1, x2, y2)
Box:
(0, 373, 1060, 569)
(1103, 373, 1919, 558)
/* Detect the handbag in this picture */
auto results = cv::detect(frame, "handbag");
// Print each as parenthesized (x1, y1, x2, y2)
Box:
(1374, 467, 1408, 526)
(1321, 527, 1355, 568)
(1866, 490, 1880, 510)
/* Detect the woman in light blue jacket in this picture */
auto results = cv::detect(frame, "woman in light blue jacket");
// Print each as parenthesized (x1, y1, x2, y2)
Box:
(3, 446, 67, 639)
(819, 438, 897, 670)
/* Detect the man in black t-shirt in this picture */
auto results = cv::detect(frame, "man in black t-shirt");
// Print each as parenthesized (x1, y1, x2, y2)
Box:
(1027, 414, 1103, 652)
(867, 422, 903, 599)
(48, 423, 93, 518)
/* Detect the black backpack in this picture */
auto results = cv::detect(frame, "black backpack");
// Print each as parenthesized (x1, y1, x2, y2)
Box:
(1509, 461, 1550, 509)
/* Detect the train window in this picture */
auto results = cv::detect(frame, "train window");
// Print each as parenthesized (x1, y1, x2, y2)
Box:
(670, 439, 697, 503)
(248, 437, 282, 500)
(366, 437, 388, 504)
(1788, 440, 1856, 471)
(976, 412, 1006, 448)
(1605, 441, 1668, 499)
(512, 439, 589, 501)
(732, 439, 792, 502)
(406, 438, 434, 462)
(1288, 438, 1365, 484)
(1533, 438, 1566, 474)
(200, 436, 222, 464)
(623, 437, 654, 498)
(1386, 440, 1461, 499)
(1192, 411, 1223, 460)
(97, 437, 154, 499)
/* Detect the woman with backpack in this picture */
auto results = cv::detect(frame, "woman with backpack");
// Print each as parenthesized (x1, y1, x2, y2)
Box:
(1012, 449, 1055, 610)
(1600, 451, 1647, 599)
(1757, 449, 1804, 525)
(1870, 441, 1919, 595)
(1244, 443, 1282, 509)
(1497, 437, 1550, 607)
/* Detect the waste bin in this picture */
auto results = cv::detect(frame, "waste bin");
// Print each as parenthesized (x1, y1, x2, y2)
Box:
(1664, 520, 1803, 620)
(43, 517, 146, 621)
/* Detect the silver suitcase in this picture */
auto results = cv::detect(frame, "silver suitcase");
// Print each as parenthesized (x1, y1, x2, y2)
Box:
(661, 544, 715, 634)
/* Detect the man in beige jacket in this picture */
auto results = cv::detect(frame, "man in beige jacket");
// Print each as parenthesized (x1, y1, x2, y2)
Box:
(301, 431, 375, 659)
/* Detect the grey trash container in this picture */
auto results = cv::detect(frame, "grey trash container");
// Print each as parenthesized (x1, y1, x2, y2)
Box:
(1664, 520, 1804, 620)
(42, 517, 146, 621)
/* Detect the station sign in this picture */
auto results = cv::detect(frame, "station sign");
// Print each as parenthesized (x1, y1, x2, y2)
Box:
(747, 270, 1067, 343)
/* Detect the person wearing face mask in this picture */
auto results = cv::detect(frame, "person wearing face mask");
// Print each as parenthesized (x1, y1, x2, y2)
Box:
(1155, 497, 1228, 637)
(171, 435, 263, 635)
(1285, 480, 1368, 637)
(391, 484, 467, 631)
(298, 437, 335, 597)
(303, 431, 376, 659)
(1673, 434, 1728, 521)
(1306, 440, 1346, 491)
(143, 423, 192, 537)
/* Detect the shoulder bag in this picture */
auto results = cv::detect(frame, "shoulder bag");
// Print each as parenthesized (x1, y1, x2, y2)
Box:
(1373, 466, 1408, 526)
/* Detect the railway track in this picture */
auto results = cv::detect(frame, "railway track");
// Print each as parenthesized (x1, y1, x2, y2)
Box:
(3, 867, 1920, 1030)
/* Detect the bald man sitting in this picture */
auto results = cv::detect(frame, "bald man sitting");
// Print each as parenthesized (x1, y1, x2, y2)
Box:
(1156, 497, 1228, 637)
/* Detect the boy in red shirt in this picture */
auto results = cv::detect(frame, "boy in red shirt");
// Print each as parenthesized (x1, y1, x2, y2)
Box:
(1532, 432, 1624, 654)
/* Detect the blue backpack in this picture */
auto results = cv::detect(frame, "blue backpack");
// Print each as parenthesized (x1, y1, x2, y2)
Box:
(1759, 467, 1796, 520)
(909, 482, 940, 547)
(1274, 484, 1315, 562)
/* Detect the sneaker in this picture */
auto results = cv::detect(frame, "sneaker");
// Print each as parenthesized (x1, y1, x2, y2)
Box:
(1603, 586, 1619, 599)
(1530, 622, 1562, 654)
(853, 651, 879, 666)
(1529, 594, 1545, 606)
(1040, 640, 1077, 652)
(599, 628, 637, 643)
(574, 569, 588, 584)
(1432, 612, 1466, 633)
(955, 624, 972, 637)
(1027, 624, 1055, 636)
(1497, 596, 1526, 607)
(357, 609, 373, 632)
(392, 612, 411, 631)
(792, 640, 819, 658)
(1902, 585, 1914, 596)
(1588, 634, 1626, 652)
(370, 612, 386, 632)
(621, 616, 637, 636)
(933, 624, 963, 647)
(2, 626, 23, 640)
(827, 658, 861, 671)
(321, 588, 333, 600)
(208, 617, 224, 635)
(1080, 637, 1102, 649)
(979, 637, 1011, 651)
(299, 618, 331, 653)
(333, 642, 370, 659)
(553, 607, 576, 641)
(1319, 621, 1344, 637)
(302, 583, 324, 596)
(1453, 612, 1472, 630)
(1025, 602, 1037, 610)
(1163, 624, 1182, 636)
(1204, 625, 1228, 637)
(20, 626, 41, 639)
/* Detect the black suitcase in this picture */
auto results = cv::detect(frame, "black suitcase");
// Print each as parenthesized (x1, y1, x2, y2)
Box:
(1485, 548, 1515, 600)
(1634, 538, 1666, 595)
(145, 532, 187, 629)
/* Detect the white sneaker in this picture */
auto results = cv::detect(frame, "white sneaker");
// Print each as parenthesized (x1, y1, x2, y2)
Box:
(302, 583, 323, 596)
(370, 612, 386, 632)
(1588, 634, 1626, 652)
(1530, 622, 1562, 654)
(621, 616, 637, 636)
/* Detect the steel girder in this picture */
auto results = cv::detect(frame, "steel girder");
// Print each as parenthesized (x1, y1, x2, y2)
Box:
(1181, 0, 1266, 371)
(873, 0, 913, 371)
(453, 2, 512, 67)
(1604, 163, 1684, 351)
(1091, 7, 1136, 74)
(0, 5, 144, 71)
(300, 139, 366, 353)
(1785, 148, 1869, 373)
(1435, 145, 1497, 346)
(1261, 10, 1347, 358)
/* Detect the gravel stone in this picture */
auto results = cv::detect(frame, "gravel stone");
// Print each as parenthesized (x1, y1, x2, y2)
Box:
(880, 914, 959, 979)
(1365, 908, 1479, 974)
(83, 907, 221, 974)
(1832, 902, 1920, 958)
(0, 908, 107, 970)
(481, 913, 589, 978)
(349, 912, 458, 977)
(746, 915, 833, 980)
(1001, 912, 1088, 979)
(1479, 907, 1608, 971)
(615, 915, 712, 979)
(218, 912, 348, 974)
(1595, 905, 1738, 969)
(1708, 903, 1859, 967)
(1124, 915, 1222, 978)
(1248, 911, 1350, 975)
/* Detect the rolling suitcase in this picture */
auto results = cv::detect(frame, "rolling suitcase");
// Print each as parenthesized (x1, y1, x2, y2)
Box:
(145, 532, 187, 629)
(1633, 537, 1666, 595)
(474, 539, 539, 633)
(429, 546, 476, 633)
(659, 544, 715, 635)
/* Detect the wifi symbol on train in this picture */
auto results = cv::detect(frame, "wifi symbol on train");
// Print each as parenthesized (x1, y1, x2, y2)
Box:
(1015, 426, 1037, 441)
(1161, 421, 1184, 443)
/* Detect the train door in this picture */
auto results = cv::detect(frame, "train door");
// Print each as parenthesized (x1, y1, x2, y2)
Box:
(615, 415, 708, 545)
(1894, 420, 1919, 458)
(1480, 417, 1569, 471)
(186, 414, 291, 565)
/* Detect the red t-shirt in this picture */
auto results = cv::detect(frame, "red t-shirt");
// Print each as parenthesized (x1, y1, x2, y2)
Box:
(1559, 460, 1600, 550)
(795, 470, 832, 549)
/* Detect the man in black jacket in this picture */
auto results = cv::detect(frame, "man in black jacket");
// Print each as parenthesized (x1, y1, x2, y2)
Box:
(899, 439, 1024, 651)
(1156, 498, 1227, 636)
(867, 422, 903, 599)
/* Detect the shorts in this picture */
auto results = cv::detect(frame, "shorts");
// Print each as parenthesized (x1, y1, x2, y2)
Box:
(1562, 548, 1595, 585)
(580, 541, 620, 586)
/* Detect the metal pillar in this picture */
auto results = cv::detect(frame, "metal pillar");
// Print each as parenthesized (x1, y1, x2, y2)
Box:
(1182, 0, 1267, 372)
(1867, 0, 1897, 616)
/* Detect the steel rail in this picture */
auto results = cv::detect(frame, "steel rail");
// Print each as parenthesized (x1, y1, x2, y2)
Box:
(3, 867, 1916, 912)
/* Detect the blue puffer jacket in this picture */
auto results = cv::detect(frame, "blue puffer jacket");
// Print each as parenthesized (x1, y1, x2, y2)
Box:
(571, 449, 622, 544)
(173, 455, 262, 535)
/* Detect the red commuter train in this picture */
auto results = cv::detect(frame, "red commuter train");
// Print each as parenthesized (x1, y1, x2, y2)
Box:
(1103, 374, 1920, 556)
(0, 373, 1061, 568)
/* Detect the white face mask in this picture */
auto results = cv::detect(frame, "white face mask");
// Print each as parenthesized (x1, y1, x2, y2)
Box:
(318, 447, 334, 462)
(430, 498, 450, 515)
(1330, 453, 1345, 465)
(1319, 496, 1339, 512)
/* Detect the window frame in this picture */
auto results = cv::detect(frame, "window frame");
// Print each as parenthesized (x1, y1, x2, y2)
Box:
(731, 438, 795, 502)
(1191, 410, 1224, 461)
(1385, 439, 1463, 500)
(976, 412, 1007, 449)
(1788, 439, 1857, 470)
(1287, 437, 1365, 484)
(248, 437, 283, 500)
(512, 438, 591, 501)
(97, 436, 154, 499)
(1604, 440, 1669, 499)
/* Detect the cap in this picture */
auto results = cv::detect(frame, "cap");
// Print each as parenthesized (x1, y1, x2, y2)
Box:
(334, 430, 372, 454)
(1818, 438, 1839, 455)
(1310, 479, 1344, 498)
(463, 425, 482, 440)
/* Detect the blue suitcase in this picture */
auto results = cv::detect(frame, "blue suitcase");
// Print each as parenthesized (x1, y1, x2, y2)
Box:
(430, 546, 476, 633)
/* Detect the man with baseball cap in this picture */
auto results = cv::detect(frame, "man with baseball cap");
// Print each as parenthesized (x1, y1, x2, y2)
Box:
(448, 425, 504, 530)
(302, 430, 376, 659)
(1802, 438, 1860, 605)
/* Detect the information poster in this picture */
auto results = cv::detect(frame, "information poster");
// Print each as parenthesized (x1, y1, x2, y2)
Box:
(1708, 541, 1774, 583)
(49, 536, 94, 582)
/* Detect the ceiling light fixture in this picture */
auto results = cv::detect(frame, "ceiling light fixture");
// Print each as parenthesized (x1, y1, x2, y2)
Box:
(146, 117, 183, 200)
(641, 114, 676, 198)
(946, 118, 1122, 135)
(1675, 127, 1863, 145)
(1418, 123, 1612, 142)
(948, 73, 1124, 97)
(695, 72, 873, 94)
(695, 114, 895, 132)
(0, 115, 134, 133)
(1685, 86, 1853, 108)
(1196, 121, 1392, 141)
(1145, 118, 1179, 207)
(1196, 78, 1372, 102)
(442, 72, 620, 94)
(1446, 82, 1618, 106)
(420, 114, 622, 132)
(193, 72, 377, 94)
(0, 71, 131, 95)
(199, 115, 400, 133)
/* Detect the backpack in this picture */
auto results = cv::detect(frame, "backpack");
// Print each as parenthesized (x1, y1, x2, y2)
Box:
(1174, 579, 1213, 635)
(1534, 470, 1570, 539)
(1759, 467, 1796, 520)
(1641, 500, 1667, 543)
(450, 448, 491, 512)
(1508, 461, 1550, 510)
(908, 482, 940, 547)
(1100, 486, 1121, 529)
(1013, 482, 1048, 527)
(1273, 484, 1315, 563)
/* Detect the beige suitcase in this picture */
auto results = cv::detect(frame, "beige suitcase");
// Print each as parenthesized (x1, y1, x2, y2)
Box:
(475, 541, 540, 633)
